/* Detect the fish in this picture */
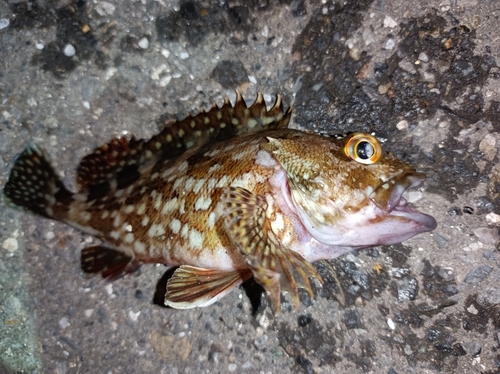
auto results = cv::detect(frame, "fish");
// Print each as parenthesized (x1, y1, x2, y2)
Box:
(3, 92, 437, 313)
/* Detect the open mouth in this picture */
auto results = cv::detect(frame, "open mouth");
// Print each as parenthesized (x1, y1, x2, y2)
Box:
(370, 172, 437, 231)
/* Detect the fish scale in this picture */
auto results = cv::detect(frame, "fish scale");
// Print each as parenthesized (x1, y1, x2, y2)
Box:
(3, 92, 436, 313)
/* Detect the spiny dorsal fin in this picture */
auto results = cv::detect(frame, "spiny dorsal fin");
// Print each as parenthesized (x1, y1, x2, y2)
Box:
(76, 92, 291, 196)
(146, 91, 291, 158)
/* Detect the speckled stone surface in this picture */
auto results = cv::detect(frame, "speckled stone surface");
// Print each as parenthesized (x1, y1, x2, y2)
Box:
(1, 0, 499, 373)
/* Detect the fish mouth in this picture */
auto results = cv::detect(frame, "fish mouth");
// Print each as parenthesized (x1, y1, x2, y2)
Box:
(370, 172, 437, 231)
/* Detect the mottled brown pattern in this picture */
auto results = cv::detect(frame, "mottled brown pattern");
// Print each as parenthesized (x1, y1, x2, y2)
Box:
(5, 93, 435, 311)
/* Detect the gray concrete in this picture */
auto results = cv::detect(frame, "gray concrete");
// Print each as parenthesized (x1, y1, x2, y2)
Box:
(1, 0, 499, 373)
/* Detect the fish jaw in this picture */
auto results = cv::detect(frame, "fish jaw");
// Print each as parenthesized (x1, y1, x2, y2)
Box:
(289, 171, 436, 249)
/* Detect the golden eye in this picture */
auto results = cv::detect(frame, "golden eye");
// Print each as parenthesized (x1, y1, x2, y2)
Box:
(344, 133, 382, 164)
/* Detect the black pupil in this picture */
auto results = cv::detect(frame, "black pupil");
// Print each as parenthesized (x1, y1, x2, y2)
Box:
(356, 141, 374, 159)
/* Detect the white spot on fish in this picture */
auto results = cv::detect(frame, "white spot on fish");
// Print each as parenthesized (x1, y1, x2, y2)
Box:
(255, 149, 277, 167)
(123, 223, 133, 232)
(125, 205, 135, 214)
(184, 177, 196, 192)
(148, 224, 165, 238)
(177, 161, 189, 173)
(179, 199, 186, 214)
(79, 211, 92, 222)
(109, 230, 120, 240)
(189, 228, 203, 250)
(181, 224, 189, 238)
(172, 176, 186, 191)
(113, 214, 122, 227)
(231, 151, 247, 161)
(154, 193, 163, 210)
(271, 213, 285, 233)
(231, 172, 255, 190)
(124, 233, 134, 243)
(162, 166, 176, 180)
(161, 197, 178, 215)
(100, 210, 109, 220)
(204, 149, 219, 158)
(136, 203, 147, 215)
(208, 164, 221, 173)
(141, 216, 150, 227)
(193, 179, 205, 194)
(207, 178, 217, 190)
(207, 212, 216, 229)
(194, 195, 212, 211)
(169, 219, 181, 234)
(215, 175, 229, 188)
(134, 241, 146, 254)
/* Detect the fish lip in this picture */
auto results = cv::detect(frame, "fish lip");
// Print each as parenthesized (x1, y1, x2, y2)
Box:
(370, 172, 437, 230)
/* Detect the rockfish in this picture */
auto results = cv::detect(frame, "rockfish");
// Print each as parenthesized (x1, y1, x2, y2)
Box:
(3, 92, 436, 312)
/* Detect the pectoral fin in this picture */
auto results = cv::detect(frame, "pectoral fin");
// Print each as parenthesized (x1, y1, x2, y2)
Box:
(222, 187, 322, 313)
(165, 265, 249, 309)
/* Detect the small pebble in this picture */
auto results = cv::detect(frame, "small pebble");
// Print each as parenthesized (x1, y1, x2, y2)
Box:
(179, 51, 189, 60)
(0, 18, 9, 29)
(228, 363, 237, 372)
(36, 43, 44, 50)
(474, 227, 500, 245)
(467, 304, 478, 315)
(387, 318, 396, 330)
(259, 314, 270, 330)
(129, 310, 141, 321)
(105, 284, 113, 296)
(396, 120, 408, 130)
(438, 267, 455, 282)
(464, 265, 492, 284)
(383, 16, 398, 28)
(84, 309, 94, 318)
(485, 212, 500, 224)
(161, 48, 170, 59)
(2, 238, 18, 252)
(63, 44, 76, 57)
(59, 317, 70, 329)
(477, 288, 500, 305)
(138, 37, 149, 49)
(385, 38, 395, 50)
(418, 52, 429, 62)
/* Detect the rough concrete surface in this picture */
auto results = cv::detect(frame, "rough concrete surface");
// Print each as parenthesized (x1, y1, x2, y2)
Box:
(1, 0, 500, 373)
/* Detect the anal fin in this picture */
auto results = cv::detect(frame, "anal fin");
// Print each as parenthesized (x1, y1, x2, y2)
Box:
(81, 245, 140, 280)
(165, 266, 249, 309)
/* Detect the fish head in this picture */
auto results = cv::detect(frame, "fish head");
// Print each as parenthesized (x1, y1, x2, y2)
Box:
(263, 132, 437, 247)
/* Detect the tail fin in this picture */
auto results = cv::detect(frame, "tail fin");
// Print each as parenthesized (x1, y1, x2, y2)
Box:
(3, 142, 74, 219)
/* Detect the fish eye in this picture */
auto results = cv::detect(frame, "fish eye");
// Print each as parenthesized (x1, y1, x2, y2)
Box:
(344, 133, 382, 164)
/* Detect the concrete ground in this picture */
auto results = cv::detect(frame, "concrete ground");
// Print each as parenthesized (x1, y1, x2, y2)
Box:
(1, 0, 499, 373)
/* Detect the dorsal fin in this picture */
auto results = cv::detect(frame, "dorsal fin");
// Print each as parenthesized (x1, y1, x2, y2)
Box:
(76, 92, 292, 194)
(146, 91, 291, 158)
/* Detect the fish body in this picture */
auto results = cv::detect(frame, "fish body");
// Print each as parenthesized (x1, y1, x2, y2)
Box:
(4, 93, 436, 312)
